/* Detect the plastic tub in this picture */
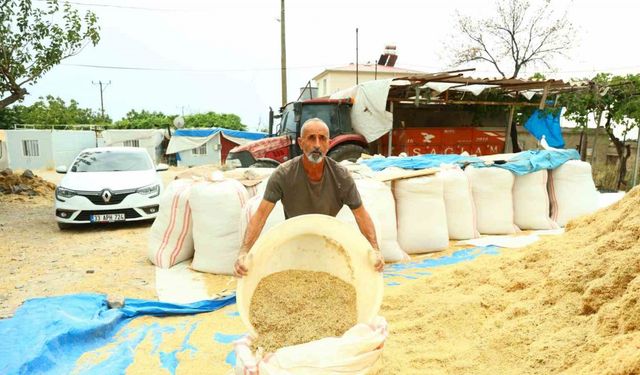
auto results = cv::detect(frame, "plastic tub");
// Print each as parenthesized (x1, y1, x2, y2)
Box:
(236, 214, 384, 337)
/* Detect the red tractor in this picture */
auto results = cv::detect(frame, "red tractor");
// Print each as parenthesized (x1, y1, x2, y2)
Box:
(227, 98, 370, 167)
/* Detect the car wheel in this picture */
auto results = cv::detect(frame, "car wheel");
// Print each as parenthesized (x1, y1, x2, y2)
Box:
(57, 222, 73, 230)
(328, 144, 369, 163)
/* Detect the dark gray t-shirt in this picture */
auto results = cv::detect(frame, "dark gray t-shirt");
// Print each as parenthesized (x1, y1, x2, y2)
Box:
(263, 156, 362, 219)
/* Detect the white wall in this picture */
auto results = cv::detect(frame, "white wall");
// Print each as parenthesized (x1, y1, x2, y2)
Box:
(176, 133, 222, 167)
(51, 130, 97, 168)
(5, 130, 54, 170)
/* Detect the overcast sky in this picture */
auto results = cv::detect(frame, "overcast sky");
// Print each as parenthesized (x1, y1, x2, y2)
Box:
(20, 0, 640, 130)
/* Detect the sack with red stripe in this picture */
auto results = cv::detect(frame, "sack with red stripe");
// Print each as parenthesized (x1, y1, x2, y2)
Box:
(190, 179, 250, 275)
(148, 179, 194, 268)
(548, 160, 598, 227)
(239, 194, 286, 242)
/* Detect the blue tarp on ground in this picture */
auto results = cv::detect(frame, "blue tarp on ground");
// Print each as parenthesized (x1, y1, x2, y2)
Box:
(0, 293, 236, 375)
(173, 128, 267, 141)
(360, 149, 580, 175)
(524, 109, 566, 148)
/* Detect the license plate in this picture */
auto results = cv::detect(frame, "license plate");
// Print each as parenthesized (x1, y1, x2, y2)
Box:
(90, 213, 126, 223)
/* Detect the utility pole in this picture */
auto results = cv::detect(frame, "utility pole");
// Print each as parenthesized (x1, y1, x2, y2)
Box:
(92, 80, 111, 121)
(280, 0, 287, 107)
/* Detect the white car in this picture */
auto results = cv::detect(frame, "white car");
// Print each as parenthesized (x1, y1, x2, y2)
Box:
(54, 147, 168, 230)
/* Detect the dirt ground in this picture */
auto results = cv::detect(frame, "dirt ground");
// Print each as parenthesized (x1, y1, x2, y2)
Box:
(0, 168, 185, 318)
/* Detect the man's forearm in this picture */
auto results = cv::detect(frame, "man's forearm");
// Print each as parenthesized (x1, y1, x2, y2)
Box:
(352, 206, 379, 250)
(241, 213, 267, 253)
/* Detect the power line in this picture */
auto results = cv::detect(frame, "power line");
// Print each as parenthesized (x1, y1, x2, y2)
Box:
(61, 63, 331, 73)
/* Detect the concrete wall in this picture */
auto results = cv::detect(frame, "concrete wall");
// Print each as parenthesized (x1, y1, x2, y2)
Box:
(176, 133, 222, 167)
(316, 70, 413, 97)
(51, 130, 97, 168)
(5, 130, 54, 170)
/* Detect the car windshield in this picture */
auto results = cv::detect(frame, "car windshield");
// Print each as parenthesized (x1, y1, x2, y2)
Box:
(71, 150, 153, 172)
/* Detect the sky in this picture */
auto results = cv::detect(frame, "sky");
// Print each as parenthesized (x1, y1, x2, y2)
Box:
(17, 0, 640, 131)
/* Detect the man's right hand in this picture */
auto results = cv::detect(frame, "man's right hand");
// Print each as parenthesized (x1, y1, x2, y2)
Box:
(234, 251, 249, 277)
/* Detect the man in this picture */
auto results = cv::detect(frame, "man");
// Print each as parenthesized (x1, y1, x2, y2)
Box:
(234, 118, 384, 276)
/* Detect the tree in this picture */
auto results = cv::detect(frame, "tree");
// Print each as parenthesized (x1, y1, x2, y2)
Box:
(112, 110, 247, 130)
(184, 112, 246, 130)
(0, 95, 107, 128)
(113, 110, 173, 129)
(561, 73, 640, 190)
(0, 0, 100, 109)
(452, 0, 574, 79)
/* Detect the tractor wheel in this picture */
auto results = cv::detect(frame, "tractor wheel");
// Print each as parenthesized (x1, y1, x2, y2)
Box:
(251, 158, 280, 168)
(327, 144, 368, 163)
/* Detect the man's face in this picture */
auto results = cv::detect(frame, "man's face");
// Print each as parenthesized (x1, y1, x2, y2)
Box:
(298, 121, 329, 164)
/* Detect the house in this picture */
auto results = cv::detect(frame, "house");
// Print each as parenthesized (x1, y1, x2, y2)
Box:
(0, 129, 96, 170)
(166, 128, 267, 167)
(99, 129, 167, 164)
(312, 45, 424, 97)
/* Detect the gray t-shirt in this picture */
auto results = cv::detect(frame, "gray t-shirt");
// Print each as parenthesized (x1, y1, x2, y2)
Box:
(263, 156, 362, 219)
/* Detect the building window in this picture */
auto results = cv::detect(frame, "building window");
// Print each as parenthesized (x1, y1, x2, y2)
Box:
(22, 140, 39, 157)
(123, 139, 140, 147)
(192, 144, 208, 155)
(0, 140, 3, 159)
(323, 79, 327, 96)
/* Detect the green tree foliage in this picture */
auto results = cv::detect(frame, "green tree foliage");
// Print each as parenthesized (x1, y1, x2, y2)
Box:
(560, 73, 640, 189)
(112, 110, 173, 129)
(112, 110, 246, 130)
(0, 95, 107, 128)
(0, 0, 100, 109)
(184, 112, 246, 130)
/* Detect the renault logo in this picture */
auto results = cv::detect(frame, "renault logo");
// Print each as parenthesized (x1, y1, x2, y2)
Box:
(101, 189, 112, 203)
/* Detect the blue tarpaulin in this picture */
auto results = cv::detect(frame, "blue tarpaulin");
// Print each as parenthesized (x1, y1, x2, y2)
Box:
(360, 149, 580, 176)
(524, 109, 565, 148)
(0, 293, 236, 375)
(173, 128, 267, 141)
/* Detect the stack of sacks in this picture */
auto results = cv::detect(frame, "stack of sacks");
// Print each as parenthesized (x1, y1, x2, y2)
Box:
(548, 160, 599, 227)
(513, 170, 559, 230)
(224, 167, 276, 198)
(393, 174, 449, 253)
(148, 179, 194, 268)
(465, 166, 519, 235)
(190, 179, 250, 275)
(337, 177, 409, 262)
(438, 165, 479, 240)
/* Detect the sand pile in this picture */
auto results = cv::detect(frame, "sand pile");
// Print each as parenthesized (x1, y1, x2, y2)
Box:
(381, 187, 640, 374)
(0, 169, 56, 197)
(249, 270, 357, 352)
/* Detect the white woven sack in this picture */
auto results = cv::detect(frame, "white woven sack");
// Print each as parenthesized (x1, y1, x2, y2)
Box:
(548, 160, 598, 227)
(190, 179, 249, 275)
(239, 194, 286, 242)
(513, 170, 559, 230)
(234, 316, 388, 375)
(438, 165, 479, 240)
(351, 177, 408, 262)
(147, 179, 194, 268)
(394, 174, 449, 253)
(465, 166, 519, 235)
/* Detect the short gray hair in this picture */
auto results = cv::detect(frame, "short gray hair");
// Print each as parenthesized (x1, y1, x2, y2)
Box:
(300, 118, 329, 137)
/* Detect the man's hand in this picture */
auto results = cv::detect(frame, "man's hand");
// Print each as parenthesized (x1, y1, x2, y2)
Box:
(234, 250, 249, 277)
(373, 249, 384, 272)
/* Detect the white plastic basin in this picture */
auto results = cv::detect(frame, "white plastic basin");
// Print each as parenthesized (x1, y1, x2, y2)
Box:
(236, 214, 384, 337)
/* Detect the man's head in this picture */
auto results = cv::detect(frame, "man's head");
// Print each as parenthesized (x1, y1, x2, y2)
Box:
(298, 118, 329, 164)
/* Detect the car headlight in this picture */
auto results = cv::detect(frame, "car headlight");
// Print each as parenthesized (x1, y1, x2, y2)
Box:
(137, 184, 160, 198)
(56, 187, 77, 200)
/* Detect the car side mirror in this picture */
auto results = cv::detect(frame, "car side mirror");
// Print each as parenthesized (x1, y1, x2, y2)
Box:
(56, 165, 67, 174)
(156, 163, 169, 172)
